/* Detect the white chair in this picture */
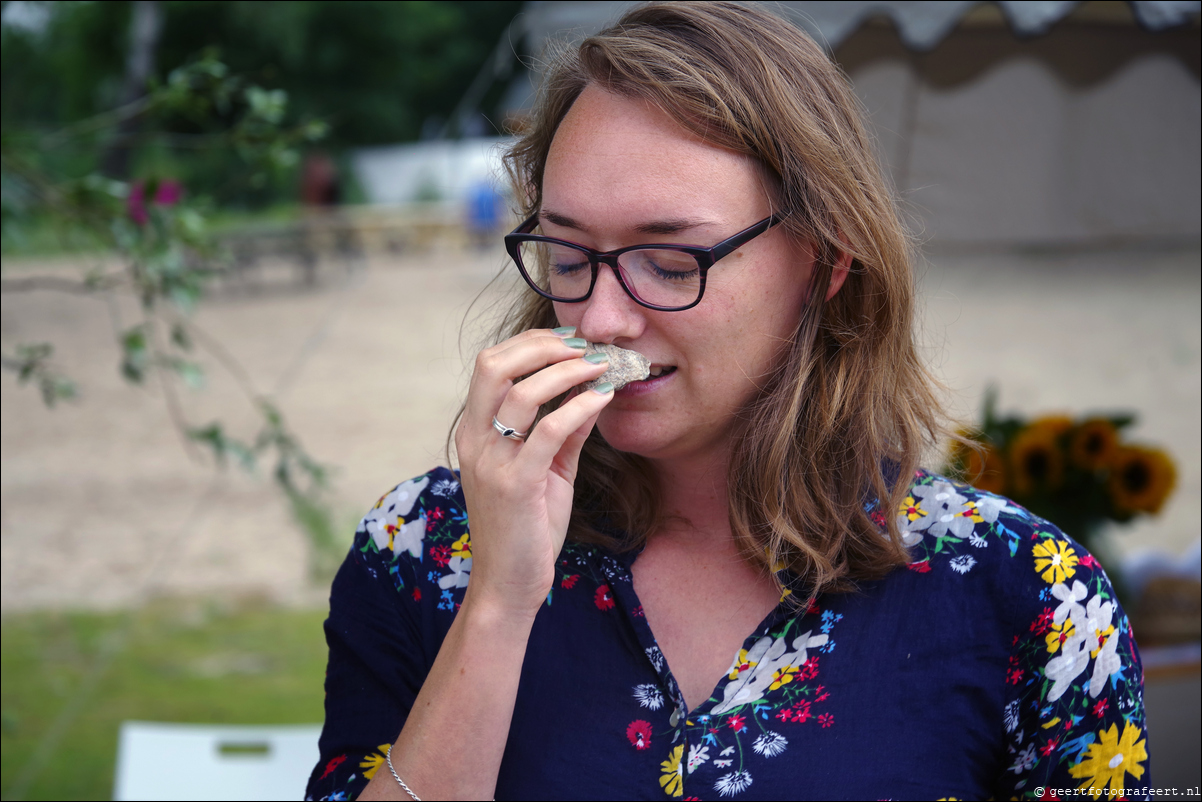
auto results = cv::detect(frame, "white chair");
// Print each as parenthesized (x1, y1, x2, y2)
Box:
(113, 721, 323, 801)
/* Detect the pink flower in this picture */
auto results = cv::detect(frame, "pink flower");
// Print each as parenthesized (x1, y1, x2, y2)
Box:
(1092, 698, 1109, 718)
(562, 574, 580, 589)
(907, 559, 931, 573)
(817, 713, 834, 728)
(127, 179, 183, 225)
(727, 714, 747, 732)
(594, 584, 615, 611)
(1078, 554, 1099, 569)
(626, 720, 652, 750)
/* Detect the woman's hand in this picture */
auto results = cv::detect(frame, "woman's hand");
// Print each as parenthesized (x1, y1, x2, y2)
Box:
(454, 327, 614, 616)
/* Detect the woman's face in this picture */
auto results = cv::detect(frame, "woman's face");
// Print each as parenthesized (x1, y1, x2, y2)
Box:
(543, 85, 817, 467)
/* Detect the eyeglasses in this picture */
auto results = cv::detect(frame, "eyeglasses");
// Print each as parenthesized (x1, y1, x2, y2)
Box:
(504, 212, 787, 312)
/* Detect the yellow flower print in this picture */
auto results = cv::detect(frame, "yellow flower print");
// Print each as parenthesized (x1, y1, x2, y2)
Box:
(451, 533, 472, 559)
(1069, 722, 1147, 796)
(956, 501, 985, 525)
(728, 648, 758, 680)
(1033, 539, 1079, 584)
(899, 496, 924, 522)
(359, 743, 392, 780)
(659, 743, 685, 797)
(1090, 623, 1116, 659)
(768, 664, 798, 691)
(1045, 619, 1076, 654)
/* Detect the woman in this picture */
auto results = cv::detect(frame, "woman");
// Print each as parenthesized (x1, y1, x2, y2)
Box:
(307, 3, 1147, 799)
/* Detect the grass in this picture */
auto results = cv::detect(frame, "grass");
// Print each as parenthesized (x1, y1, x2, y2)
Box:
(0, 598, 329, 801)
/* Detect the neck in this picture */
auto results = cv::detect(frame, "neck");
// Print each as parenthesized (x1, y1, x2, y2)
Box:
(648, 448, 735, 553)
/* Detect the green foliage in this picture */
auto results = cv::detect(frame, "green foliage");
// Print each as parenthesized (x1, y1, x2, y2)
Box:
(2, 1, 524, 207)
(0, 343, 77, 406)
(3, 52, 330, 515)
(1, 600, 329, 801)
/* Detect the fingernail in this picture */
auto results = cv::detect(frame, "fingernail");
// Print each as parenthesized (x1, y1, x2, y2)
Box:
(583, 352, 609, 364)
(592, 381, 615, 395)
(563, 337, 587, 349)
(552, 326, 576, 337)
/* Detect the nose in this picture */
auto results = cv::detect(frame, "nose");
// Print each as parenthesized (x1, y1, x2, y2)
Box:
(575, 263, 646, 345)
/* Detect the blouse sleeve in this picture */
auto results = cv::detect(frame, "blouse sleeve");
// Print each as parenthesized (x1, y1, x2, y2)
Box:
(995, 528, 1150, 800)
(305, 472, 457, 801)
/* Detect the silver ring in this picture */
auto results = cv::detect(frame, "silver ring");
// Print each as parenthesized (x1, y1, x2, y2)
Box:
(492, 416, 527, 441)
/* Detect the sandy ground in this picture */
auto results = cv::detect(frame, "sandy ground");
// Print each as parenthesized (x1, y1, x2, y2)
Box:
(2, 241, 1199, 611)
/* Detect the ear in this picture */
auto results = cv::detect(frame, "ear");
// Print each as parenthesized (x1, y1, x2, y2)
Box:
(824, 239, 853, 301)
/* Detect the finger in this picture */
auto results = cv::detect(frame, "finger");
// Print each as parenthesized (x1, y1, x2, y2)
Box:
(516, 384, 614, 470)
(493, 354, 609, 437)
(464, 333, 588, 423)
(548, 408, 603, 484)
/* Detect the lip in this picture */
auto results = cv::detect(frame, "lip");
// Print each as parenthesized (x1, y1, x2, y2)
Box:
(617, 366, 676, 397)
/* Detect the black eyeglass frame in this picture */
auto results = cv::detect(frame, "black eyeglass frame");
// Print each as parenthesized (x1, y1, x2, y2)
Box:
(504, 211, 788, 312)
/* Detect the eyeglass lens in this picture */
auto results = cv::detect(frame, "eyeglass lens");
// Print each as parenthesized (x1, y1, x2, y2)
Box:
(517, 240, 702, 307)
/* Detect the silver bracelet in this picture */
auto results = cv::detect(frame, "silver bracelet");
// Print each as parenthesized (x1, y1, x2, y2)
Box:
(385, 747, 421, 802)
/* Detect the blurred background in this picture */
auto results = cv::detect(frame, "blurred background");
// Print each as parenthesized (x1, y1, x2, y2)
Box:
(1, 1, 1198, 799)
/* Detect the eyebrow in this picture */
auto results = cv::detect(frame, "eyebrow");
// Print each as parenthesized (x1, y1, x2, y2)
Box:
(540, 209, 713, 237)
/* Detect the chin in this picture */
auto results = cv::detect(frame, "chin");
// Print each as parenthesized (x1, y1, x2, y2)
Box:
(594, 413, 671, 459)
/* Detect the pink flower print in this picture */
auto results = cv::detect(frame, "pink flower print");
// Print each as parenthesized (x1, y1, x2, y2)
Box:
(1031, 607, 1055, 635)
(562, 574, 580, 589)
(727, 714, 747, 733)
(908, 559, 931, 573)
(430, 545, 452, 568)
(626, 720, 652, 750)
(817, 713, 834, 728)
(319, 753, 347, 779)
(1007, 668, 1023, 684)
(594, 584, 615, 611)
(1092, 698, 1109, 718)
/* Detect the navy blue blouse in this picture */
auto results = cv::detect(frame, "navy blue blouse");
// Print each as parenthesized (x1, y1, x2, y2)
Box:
(306, 466, 1149, 800)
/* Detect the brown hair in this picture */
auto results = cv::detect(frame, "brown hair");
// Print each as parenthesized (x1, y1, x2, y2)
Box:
(468, 1, 943, 597)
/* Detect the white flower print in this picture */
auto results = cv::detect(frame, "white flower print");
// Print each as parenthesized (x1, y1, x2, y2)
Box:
(645, 646, 666, 672)
(437, 555, 472, 590)
(713, 759, 733, 768)
(1008, 742, 1037, 774)
(633, 683, 664, 710)
(752, 731, 788, 757)
(949, 555, 977, 574)
(1045, 582, 1117, 702)
(1003, 700, 1020, 733)
(968, 532, 988, 548)
(429, 477, 460, 497)
(687, 744, 710, 771)
(715, 770, 753, 797)
(361, 475, 430, 554)
(711, 630, 828, 716)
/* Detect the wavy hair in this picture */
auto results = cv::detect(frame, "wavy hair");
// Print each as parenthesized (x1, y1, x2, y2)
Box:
(465, 1, 944, 597)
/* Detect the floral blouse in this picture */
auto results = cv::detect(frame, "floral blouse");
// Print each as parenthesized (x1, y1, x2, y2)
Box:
(306, 467, 1149, 800)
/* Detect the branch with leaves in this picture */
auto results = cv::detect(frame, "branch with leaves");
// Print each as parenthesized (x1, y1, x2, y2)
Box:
(2, 53, 332, 508)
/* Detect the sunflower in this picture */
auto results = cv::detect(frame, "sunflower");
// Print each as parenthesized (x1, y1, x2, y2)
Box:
(1028, 415, 1074, 438)
(1108, 446, 1176, 515)
(965, 443, 1006, 494)
(1068, 721, 1147, 796)
(1070, 419, 1120, 472)
(1008, 426, 1064, 497)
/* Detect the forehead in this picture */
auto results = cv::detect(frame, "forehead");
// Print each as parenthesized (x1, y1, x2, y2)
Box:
(542, 85, 766, 227)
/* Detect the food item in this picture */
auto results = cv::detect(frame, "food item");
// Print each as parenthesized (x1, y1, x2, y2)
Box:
(580, 343, 651, 391)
